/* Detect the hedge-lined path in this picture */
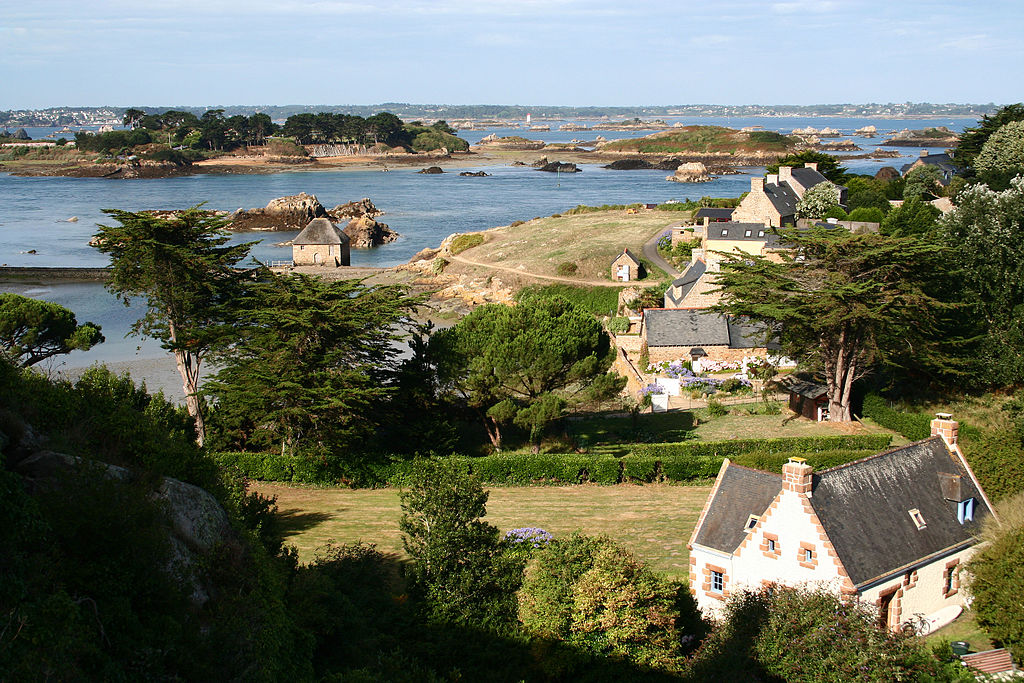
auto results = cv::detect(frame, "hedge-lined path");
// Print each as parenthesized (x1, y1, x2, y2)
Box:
(257, 483, 712, 580)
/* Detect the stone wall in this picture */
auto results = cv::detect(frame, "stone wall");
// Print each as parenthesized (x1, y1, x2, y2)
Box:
(292, 242, 349, 267)
(731, 178, 783, 227)
(647, 344, 769, 365)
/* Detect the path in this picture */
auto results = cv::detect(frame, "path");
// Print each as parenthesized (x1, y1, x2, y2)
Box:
(641, 228, 680, 279)
(447, 253, 625, 286)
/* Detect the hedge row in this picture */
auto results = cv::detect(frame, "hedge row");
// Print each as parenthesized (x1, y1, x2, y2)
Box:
(214, 434, 891, 487)
(861, 394, 933, 441)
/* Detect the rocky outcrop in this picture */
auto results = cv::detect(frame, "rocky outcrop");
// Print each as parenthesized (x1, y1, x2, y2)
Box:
(875, 166, 901, 182)
(229, 192, 328, 231)
(536, 161, 581, 173)
(459, 171, 491, 177)
(418, 166, 444, 174)
(605, 159, 656, 170)
(475, 135, 546, 150)
(343, 216, 400, 248)
(815, 140, 861, 151)
(881, 127, 959, 147)
(666, 162, 711, 183)
(329, 197, 383, 220)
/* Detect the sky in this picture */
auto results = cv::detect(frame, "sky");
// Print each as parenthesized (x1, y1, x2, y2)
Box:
(2, 0, 1022, 109)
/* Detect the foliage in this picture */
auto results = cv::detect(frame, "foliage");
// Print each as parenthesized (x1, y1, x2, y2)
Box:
(556, 261, 579, 276)
(795, 181, 842, 218)
(903, 164, 945, 200)
(93, 207, 254, 445)
(407, 127, 470, 153)
(847, 206, 886, 223)
(861, 393, 932, 440)
(955, 103, 1024, 176)
(967, 520, 1024, 664)
(518, 533, 704, 671)
(766, 151, 847, 183)
(607, 316, 631, 334)
(0, 293, 103, 367)
(516, 284, 620, 317)
(880, 196, 941, 237)
(431, 256, 448, 274)
(974, 120, 1024, 190)
(432, 297, 623, 450)
(449, 232, 484, 254)
(706, 398, 728, 417)
(399, 460, 523, 629)
(714, 228, 958, 421)
(206, 270, 418, 458)
(844, 176, 892, 215)
(939, 176, 1024, 384)
(823, 205, 848, 220)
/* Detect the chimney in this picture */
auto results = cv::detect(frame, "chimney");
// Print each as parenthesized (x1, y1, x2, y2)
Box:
(703, 216, 710, 228)
(931, 412, 958, 447)
(804, 162, 818, 171)
(782, 457, 813, 497)
(920, 149, 929, 158)
(751, 177, 765, 193)
(766, 173, 779, 185)
(778, 166, 793, 182)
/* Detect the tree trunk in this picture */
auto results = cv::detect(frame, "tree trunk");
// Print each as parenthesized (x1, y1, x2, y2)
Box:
(483, 415, 502, 450)
(169, 318, 205, 446)
(825, 333, 856, 422)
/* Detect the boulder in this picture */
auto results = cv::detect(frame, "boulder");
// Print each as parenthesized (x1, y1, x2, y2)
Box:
(344, 216, 400, 248)
(229, 192, 329, 231)
(459, 171, 490, 177)
(604, 159, 655, 170)
(536, 161, 581, 173)
(408, 246, 441, 263)
(666, 162, 711, 183)
(418, 166, 444, 174)
(328, 197, 383, 220)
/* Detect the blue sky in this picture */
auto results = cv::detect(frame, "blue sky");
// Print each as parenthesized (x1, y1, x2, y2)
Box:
(2, 0, 1021, 108)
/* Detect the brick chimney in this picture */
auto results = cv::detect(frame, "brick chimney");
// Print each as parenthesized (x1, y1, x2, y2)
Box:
(778, 166, 793, 183)
(766, 173, 779, 185)
(751, 177, 765, 193)
(783, 457, 813, 497)
(931, 412, 958, 447)
(804, 162, 818, 171)
(703, 216, 710, 228)
(920, 149, 929, 158)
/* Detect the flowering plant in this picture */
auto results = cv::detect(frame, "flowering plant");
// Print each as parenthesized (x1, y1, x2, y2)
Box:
(505, 527, 554, 549)
(657, 230, 672, 250)
(639, 383, 665, 398)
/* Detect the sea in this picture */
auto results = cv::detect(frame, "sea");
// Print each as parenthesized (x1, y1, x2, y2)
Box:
(1, 115, 974, 395)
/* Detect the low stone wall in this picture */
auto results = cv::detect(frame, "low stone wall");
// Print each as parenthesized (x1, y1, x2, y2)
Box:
(0, 266, 110, 281)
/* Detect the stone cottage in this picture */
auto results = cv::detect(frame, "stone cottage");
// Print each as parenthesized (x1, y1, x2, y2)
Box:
(611, 248, 644, 282)
(639, 308, 772, 364)
(292, 217, 350, 267)
(731, 163, 847, 227)
(687, 414, 995, 630)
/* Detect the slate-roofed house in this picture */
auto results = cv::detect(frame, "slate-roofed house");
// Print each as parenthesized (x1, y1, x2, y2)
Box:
(612, 248, 644, 282)
(688, 414, 995, 629)
(901, 150, 959, 185)
(664, 260, 712, 308)
(694, 207, 735, 223)
(640, 308, 771, 364)
(292, 217, 350, 267)
(732, 163, 847, 227)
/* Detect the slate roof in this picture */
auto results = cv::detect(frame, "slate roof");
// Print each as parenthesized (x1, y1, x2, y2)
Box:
(790, 166, 829, 191)
(694, 207, 735, 222)
(692, 463, 782, 553)
(665, 260, 706, 306)
(642, 309, 770, 349)
(613, 248, 642, 267)
(706, 221, 780, 247)
(293, 217, 349, 245)
(810, 437, 993, 587)
(786, 380, 827, 401)
(764, 182, 800, 217)
(901, 153, 959, 184)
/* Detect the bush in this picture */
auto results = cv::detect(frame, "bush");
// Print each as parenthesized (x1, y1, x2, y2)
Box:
(968, 522, 1024, 664)
(515, 284, 620, 317)
(861, 394, 932, 441)
(706, 399, 728, 417)
(431, 257, 448, 274)
(555, 261, 578, 277)
(606, 316, 631, 334)
(449, 233, 484, 255)
(847, 207, 886, 223)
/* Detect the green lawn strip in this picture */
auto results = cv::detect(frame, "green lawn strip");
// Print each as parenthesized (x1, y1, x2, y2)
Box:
(924, 610, 995, 653)
(258, 483, 711, 580)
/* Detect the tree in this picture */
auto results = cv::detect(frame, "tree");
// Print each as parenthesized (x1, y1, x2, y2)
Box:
(714, 228, 955, 421)
(518, 533, 703, 671)
(206, 271, 419, 457)
(766, 151, 846, 183)
(903, 165, 944, 200)
(795, 181, 841, 219)
(0, 294, 103, 367)
(844, 176, 892, 214)
(975, 120, 1024, 190)
(364, 112, 406, 147)
(955, 103, 1024, 176)
(122, 108, 145, 129)
(399, 460, 522, 628)
(432, 297, 624, 450)
(939, 176, 1024, 384)
(880, 196, 941, 237)
(92, 207, 253, 445)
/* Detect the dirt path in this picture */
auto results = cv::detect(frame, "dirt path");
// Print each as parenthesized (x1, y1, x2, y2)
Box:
(447, 252, 627, 287)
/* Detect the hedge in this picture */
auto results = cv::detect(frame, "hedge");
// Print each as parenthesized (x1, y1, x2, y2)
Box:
(861, 394, 932, 441)
(214, 434, 891, 487)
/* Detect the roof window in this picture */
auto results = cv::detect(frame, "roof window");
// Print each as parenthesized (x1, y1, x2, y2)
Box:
(957, 498, 976, 524)
(744, 229, 752, 237)
(744, 514, 759, 531)
(758, 230, 765, 237)
(721, 229, 729, 237)
(908, 508, 927, 530)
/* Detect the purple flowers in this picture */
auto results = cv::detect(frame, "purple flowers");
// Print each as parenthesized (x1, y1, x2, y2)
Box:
(657, 230, 672, 250)
(505, 527, 554, 548)
(639, 383, 665, 398)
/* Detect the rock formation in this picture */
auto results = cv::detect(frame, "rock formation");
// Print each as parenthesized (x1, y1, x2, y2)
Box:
(459, 171, 491, 177)
(343, 216, 400, 248)
(329, 197, 383, 220)
(666, 162, 711, 183)
(229, 192, 328, 231)
(536, 161, 581, 173)
(418, 166, 444, 174)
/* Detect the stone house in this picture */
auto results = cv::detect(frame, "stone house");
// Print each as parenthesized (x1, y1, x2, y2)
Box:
(639, 308, 772, 364)
(732, 163, 847, 227)
(292, 217, 350, 267)
(687, 414, 995, 630)
(694, 207, 735, 223)
(611, 248, 644, 282)
(901, 150, 959, 185)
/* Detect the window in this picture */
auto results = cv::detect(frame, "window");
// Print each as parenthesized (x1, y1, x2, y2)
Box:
(944, 567, 954, 595)
(711, 570, 724, 593)
(758, 230, 765, 237)
(744, 229, 752, 237)
(957, 498, 976, 524)
(745, 514, 759, 531)
(908, 509, 927, 530)
(721, 229, 729, 237)
(804, 548, 813, 562)
(768, 539, 776, 552)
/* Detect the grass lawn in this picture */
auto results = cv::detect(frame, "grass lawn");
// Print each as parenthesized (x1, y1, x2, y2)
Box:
(925, 610, 994, 653)
(257, 483, 712, 580)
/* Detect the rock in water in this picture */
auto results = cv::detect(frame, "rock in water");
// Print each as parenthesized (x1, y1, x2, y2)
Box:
(418, 166, 444, 174)
(459, 171, 491, 177)
(536, 161, 581, 173)
(329, 197, 383, 220)
(229, 192, 329, 231)
(666, 162, 711, 183)
(344, 216, 400, 248)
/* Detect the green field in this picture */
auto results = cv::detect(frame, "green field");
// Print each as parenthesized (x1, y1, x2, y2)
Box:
(258, 483, 712, 580)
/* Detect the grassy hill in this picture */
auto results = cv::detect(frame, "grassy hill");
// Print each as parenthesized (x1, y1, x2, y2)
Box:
(600, 125, 798, 155)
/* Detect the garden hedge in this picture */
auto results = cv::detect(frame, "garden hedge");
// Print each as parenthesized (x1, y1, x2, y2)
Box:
(214, 433, 891, 487)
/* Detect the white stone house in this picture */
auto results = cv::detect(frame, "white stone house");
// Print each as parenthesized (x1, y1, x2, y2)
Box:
(687, 414, 995, 630)
(292, 217, 350, 267)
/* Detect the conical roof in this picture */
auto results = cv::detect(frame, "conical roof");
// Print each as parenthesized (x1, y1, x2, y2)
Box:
(293, 217, 349, 245)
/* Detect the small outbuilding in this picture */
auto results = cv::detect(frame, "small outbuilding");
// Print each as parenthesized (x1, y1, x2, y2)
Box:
(611, 248, 644, 282)
(786, 380, 829, 422)
(292, 217, 350, 267)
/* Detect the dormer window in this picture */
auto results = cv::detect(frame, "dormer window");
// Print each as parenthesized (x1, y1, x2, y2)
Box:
(758, 230, 765, 237)
(744, 514, 759, 531)
(744, 229, 752, 237)
(909, 508, 927, 530)
(721, 229, 729, 237)
(957, 498, 976, 524)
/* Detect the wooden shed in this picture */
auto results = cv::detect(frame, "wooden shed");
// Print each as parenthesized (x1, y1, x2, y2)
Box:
(611, 248, 644, 282)
(787, 380, 829, 421)
(292, 217, 350, 267)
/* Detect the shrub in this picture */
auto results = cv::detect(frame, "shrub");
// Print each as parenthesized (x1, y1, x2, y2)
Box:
(515, 284, 619, 317)
(431, 257, 448, 274)
(555, 261, 578, 277)
(449, 233, 484, 255)
(968, 514, 1024, 664)
(509, 220, 525, 227)
(861, 394, 932, 441)
(606, 316, 630, 334)
(706, 399, 728, 417)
